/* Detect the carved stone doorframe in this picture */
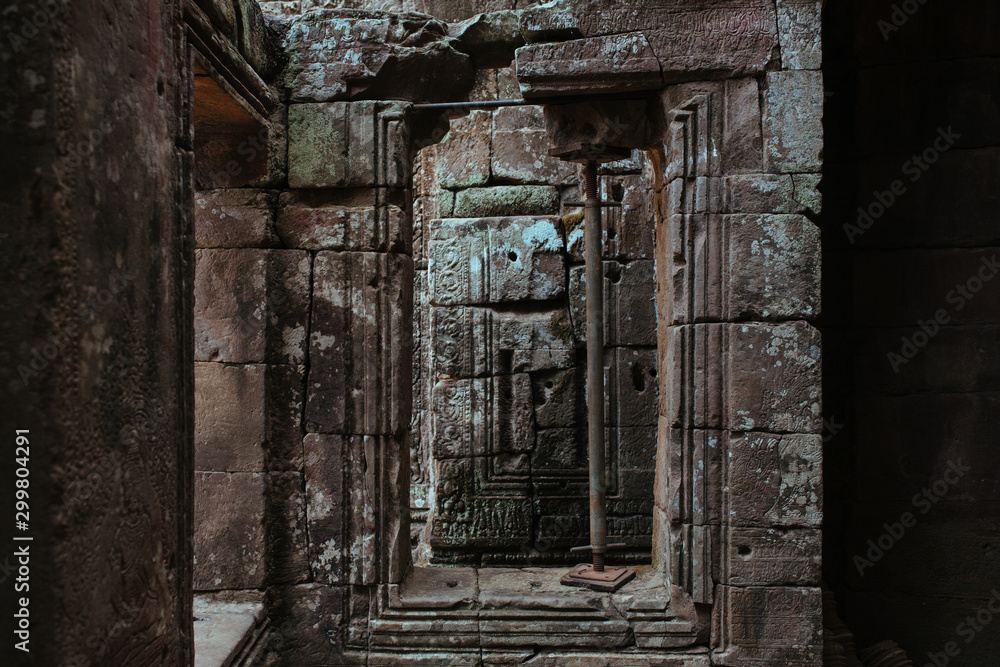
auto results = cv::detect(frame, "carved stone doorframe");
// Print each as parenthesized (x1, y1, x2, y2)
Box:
(276, 16, 824, 664)
(310, 85, 823, 666)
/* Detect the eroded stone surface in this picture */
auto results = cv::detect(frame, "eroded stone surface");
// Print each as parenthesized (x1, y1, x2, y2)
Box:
(306, 251, 412, 436)
(714, 586, 822, 665)
(729, 322, 823, 434)
(569, 260, 658, 347)
(288, 101, 411, 189)
(284, 10, 473, 103)
(517, 32, 663, 97)
(195, 362, 266, 473)
(727, 214, 821, 320)
(194, 249, 312, 365)
(429, 216, 566, 305)
(196, 189, 278, 248)
(431, 374, 535, 459)
(763, 71, 824, 173)
(492, 106, 578, 185)
(437, 110, 492, 188)
(194, 472, 266, 590)
(727, 527, 822, 586)
(776, 0, 823, 70)
(432, 306, 575, 378)
(277, 195, 410, 253)
(195, 249, 266, 363)
(727, 433, 822, 528)
(722, 174, 801, 214)
(520, 0, 778, 81)
(452, 186, 561, 218)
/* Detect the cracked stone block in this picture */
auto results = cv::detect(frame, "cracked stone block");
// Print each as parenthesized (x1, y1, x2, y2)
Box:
(526, 1, 778, 78)
(277, 194, 410, 253)
(306, 251, 413, 435)
(288, 101, 411, 189)
(430, 374, 535, 459)
(284, 12, 473, 103)
(763, 71, 824, 173)
(194, 471, 266, 590)
(727, 433, 822, 528)
(266, 250, 313, 366)
(491, 106, 578, 185)
(429, 216, 566, 305)
(729, 322, 822, 434)
(306, 251, 412, 436)
(467, 67, 500, 102)
(195, 189, 278, 248)
(544, 98, 655, 154)
(432, 306, 575, 379)
(776, 0, 823, 70)
(304, 434, 381, 586)
(496, 65, 522, 100)
(303, 433, 344, 583)
(569, 260, 657, 347)
(266, 364, 306, 472)
(727, 214, 821, 320)
(727, 527, 821, 586)
(452, 185, 560, 218)
(266, 471, 309, 585)
(437, 110, 491, 189)
(792, 173, 822, 214)
(195, 362, 265, 472)
(195, 249, 311, 365)
(450, 10, 525, 68)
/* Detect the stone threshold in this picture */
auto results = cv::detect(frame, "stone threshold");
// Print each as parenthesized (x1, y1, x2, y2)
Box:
(363, 565, 704, 657)
(194, 592, 269, 667)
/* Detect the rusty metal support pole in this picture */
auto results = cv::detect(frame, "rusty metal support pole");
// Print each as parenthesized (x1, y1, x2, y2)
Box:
(583, 159, 607, 573)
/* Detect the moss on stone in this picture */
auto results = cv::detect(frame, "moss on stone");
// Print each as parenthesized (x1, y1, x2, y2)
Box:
(561, 210, 584, 236)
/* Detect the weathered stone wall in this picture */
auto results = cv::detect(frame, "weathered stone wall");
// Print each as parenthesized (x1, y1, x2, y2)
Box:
(823, 1, 1000, 663)
(199, 2, 826, 664)
(0, 0, 193, 664)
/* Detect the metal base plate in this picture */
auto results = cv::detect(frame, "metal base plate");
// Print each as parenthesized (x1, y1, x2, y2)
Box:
(560, 564, 636, 593)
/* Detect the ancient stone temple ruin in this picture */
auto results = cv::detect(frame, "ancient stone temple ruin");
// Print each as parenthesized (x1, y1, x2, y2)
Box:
(4, 0, 997, 665)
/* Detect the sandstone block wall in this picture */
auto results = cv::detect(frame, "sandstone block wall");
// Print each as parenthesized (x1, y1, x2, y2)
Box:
(189, 2, 828, 664)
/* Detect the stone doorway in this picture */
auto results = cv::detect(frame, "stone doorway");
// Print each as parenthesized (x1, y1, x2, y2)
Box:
(408, 103, 661, 568)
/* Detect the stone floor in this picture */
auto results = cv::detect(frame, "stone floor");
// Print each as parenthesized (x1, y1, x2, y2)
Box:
(193, 594, 268, 667)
